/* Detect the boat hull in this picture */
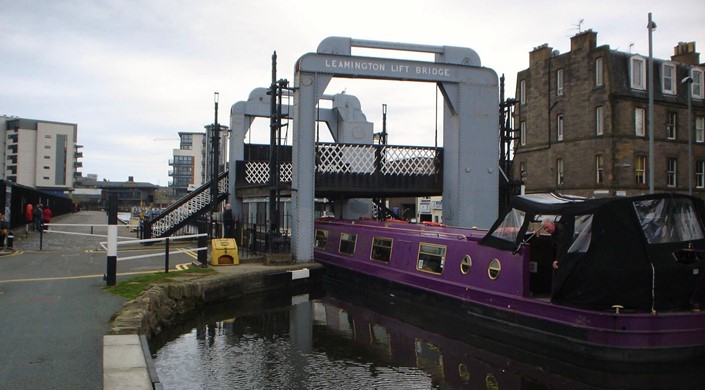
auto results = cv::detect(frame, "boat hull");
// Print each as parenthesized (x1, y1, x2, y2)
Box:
(313, 218, 705, 364)
(321, 262, 705, 366)
(320, 278, 705, 388)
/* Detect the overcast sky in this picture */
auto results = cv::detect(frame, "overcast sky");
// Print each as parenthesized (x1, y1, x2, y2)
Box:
(2, 0, 704, 186)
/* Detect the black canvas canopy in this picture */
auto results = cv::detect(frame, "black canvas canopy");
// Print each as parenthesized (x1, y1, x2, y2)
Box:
(480, 193, 705, 311)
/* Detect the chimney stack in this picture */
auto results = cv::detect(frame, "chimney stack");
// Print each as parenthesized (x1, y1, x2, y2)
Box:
(671, 42, 700, 65)
(530, 43, 554, 64)
(570, 29, 598, 52)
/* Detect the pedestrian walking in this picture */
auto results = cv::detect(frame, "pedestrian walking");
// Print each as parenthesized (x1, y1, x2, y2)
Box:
(25, 203, 33, 231)
(0, 213, 9, 249)
(33, 204, 43, 231)
(43, 205, 53, 230)
(222, 203, 234, 238)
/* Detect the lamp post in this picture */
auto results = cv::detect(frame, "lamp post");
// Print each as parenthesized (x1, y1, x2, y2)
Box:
(647, 12, 657, 194)
(682, 76, 694, 195)
(211, 92, 220, 238)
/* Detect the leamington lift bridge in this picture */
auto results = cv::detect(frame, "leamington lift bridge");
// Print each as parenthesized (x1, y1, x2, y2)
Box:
(145, 37, 499, 264)
(289, 37, 498, 262)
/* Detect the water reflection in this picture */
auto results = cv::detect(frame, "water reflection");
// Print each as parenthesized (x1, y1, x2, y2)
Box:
(152, 282, 705, 389)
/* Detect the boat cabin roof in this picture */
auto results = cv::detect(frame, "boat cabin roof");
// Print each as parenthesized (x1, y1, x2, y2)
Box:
(481, 192, 705, 310)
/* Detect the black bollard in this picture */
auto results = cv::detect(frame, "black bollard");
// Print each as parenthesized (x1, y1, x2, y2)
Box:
(164, 238, 170, 273)
(197, 219, 208, 267)
(105, 195, 118, 286)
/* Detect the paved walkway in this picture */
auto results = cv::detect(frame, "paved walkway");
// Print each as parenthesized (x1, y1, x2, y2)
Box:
(0, 211, 127, 389)
(0, 211, 315, 389)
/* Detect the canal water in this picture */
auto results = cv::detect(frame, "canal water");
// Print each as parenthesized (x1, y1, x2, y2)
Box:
(151, 281, 705, 389)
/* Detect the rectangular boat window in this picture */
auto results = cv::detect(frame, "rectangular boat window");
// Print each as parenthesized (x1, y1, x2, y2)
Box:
(491, 208, 526, 242)
(314, 229, 328, 249)
(415, 340, 444, 380)
(417, 243, 446, 274)
(633, 198, 705, 244)
(369, 323, 391, 358)
(337, 309, 355, 337)
(370, 237, 393, 263)
(568, 215, 593, 253)
(339, 232, 357, 255)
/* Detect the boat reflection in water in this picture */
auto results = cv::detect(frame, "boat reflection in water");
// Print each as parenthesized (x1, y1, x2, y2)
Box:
(152, 282, 705, 389)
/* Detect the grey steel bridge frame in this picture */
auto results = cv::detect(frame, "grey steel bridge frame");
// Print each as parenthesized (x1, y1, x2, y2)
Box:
(291, 37, 498, 262)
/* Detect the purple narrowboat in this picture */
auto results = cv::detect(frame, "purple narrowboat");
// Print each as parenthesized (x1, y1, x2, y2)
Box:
(314, 193, 705, 363)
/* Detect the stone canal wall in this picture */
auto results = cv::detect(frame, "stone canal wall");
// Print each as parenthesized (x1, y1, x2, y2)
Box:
(108, 263, 324, 338)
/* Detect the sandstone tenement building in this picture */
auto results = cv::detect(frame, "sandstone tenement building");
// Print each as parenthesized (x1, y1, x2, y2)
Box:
(513, 30, 705, 200)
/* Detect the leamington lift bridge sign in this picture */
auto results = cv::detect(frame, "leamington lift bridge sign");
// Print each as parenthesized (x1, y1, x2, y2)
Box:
(289, 37, 499, 262)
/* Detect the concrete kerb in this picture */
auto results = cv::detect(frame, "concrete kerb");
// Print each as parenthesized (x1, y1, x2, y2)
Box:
(104, 261, 324, 390)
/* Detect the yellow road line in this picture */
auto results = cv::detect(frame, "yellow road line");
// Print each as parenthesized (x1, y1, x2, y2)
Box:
(0, 251, 23, 257)
(0, 266, 191, 284)
(178, 248, 197, 259)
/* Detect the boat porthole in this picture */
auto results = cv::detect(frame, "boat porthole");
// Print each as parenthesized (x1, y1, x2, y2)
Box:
(458, 363, 469, 383)
(460, 255, 472, 275)
(485, 373, 499, 390)
(488, 259, 501, 280)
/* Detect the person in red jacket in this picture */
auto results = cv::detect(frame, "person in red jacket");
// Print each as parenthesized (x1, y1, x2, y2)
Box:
(42, 206, 53, 230)
(25, 203, 34, 230)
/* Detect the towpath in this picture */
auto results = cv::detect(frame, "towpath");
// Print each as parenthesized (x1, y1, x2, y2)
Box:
(0, 210, 312, 389)
(0, 211, 128, 389)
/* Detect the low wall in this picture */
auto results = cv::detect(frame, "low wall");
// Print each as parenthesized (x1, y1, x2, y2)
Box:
(104, 263, 324, 390)
(109, 263, 324, 338)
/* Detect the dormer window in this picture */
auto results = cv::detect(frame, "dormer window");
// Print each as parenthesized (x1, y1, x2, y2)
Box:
(662, 63, 676, 95)
(630, 56, 646, 90)
(692, 68, 704, 99)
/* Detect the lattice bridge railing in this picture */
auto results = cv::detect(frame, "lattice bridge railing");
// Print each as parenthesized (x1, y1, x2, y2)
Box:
(145, 171, 229, 238)
(242, 143, 441, 184)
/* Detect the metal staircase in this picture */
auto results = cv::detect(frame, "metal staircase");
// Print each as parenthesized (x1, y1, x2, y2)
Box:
(143, 171, 229, 238)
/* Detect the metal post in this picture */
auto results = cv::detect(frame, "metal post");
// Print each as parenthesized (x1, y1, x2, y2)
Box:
(164, 238, 170, 273)
(381, 104, 387, 215)
(647, 12, 656, 194)
(210, 92, 220, 239)
(269, 51, 279, 252)
(106, 194, 118, 286)
(682, 77, 694, 195)
(39, 227, 43, 251)
(197, 219, 208, 267)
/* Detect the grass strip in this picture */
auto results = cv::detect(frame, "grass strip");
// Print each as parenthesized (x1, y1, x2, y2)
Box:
(104, 266, 214, 300)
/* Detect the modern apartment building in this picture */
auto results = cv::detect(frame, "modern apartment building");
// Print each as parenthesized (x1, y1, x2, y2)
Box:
(169, 127, 227, 197)
(513, 30, 705, 200)
(169, 132, 206, 197)
(1, 115, 82, 192)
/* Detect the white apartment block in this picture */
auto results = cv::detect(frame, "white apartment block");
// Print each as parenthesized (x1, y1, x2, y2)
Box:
(1, 115, 81, 191)
(169, 128, 227, 197)
(170, 132, 206, 196)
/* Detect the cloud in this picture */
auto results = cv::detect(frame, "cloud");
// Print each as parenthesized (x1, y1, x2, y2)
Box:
(1, 0, 703, 185)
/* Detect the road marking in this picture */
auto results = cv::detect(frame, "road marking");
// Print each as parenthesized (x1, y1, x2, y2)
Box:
(0, 250, 24, 257)
(0, 269, 171, 284)
(175, 262, 191, 271)
(178, 247, 197, 259)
